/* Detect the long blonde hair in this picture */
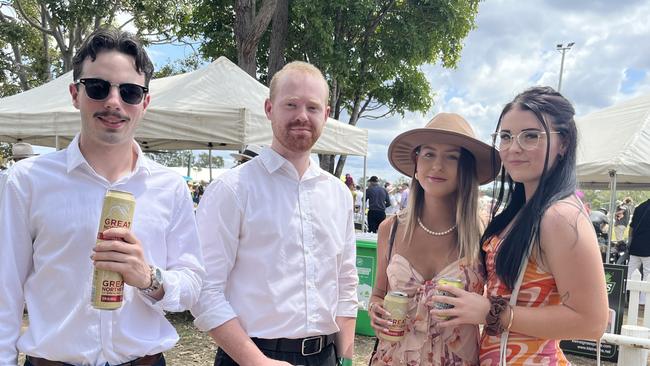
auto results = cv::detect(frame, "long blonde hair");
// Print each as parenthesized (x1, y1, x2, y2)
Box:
(398, 147, 482, 265)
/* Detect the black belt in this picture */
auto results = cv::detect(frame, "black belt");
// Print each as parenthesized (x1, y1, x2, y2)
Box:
(251, 334, 336, 356)
(26, 354, 162, 366)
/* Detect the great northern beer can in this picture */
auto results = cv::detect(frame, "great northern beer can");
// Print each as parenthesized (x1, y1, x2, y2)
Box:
(378, 291, 409, 342)
(433, 277, 464, 319)
(91, 190, 135, 310)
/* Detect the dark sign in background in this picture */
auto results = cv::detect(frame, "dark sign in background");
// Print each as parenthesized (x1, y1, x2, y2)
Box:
(560, 263, 627, 362)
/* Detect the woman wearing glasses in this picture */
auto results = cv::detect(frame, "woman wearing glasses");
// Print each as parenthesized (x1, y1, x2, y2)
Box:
(368, 113, 500, 365)
(431, 87, 608, 365)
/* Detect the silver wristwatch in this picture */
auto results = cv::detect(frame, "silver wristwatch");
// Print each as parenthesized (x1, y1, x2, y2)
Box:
(140, 265, 163, 294)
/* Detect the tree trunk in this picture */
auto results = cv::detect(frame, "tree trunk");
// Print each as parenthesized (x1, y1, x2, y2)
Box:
(40, 3, 52, 81)
(267, 0, 288, 83)
(319, 154, 335, 173)
(235, 0, 278, 77)
(334, 154, 347, 178)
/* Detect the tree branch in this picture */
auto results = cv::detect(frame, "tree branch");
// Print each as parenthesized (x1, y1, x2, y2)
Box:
(14, 0, 54, 35)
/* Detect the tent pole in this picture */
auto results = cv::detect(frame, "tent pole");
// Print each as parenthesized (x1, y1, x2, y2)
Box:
(209, 147, 213, 182)
(361, 156, 368, 233)
(606, 170, 617, 263)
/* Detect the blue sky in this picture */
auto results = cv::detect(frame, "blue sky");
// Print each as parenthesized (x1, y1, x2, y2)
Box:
(33, 0, 650, 182)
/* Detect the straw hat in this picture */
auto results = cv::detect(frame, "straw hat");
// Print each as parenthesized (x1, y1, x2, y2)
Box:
(10, 142, 39, 160)
(231, 144, 264, 162)
(387, 113, 501, 184)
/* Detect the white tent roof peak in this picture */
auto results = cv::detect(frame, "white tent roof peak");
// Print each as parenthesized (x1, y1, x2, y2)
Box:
(0, 56, 368, 156)
(576, 92, 650, 189)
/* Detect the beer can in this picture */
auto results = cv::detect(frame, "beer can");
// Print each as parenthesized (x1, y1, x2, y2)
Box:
(378, 291, 409, 342)
(91, 190, 136, 310)
(433, 277, 464, 319)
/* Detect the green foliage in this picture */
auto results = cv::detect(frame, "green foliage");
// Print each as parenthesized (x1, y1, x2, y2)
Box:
(583, 190, 650, 212)
(153, 54, 204, 78)
(0, 142, 12, 159)
(195, 153, 224, 168)
(145, 150, 194, 167)
(0, 0, 194, 96)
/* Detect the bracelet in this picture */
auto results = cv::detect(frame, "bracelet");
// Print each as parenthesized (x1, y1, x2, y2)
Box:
(338, 357, 353, 366)
(485, 295, 509, 336)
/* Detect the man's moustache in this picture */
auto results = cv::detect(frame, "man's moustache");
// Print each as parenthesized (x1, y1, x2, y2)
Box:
(94, 111, 130, 121)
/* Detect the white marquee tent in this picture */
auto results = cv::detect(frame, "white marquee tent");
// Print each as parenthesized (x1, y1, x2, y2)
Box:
(0, 56, 368, 157)
(576, 92, 650, 260)
(577, 92, 650, 190)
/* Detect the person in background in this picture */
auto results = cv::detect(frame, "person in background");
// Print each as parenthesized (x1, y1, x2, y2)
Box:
(231, 144, 264, 166)
(627, 198, 650, 288)
(624, 196, 635, 218)
(1, 143, 40, 198)
(384, 182, 400, 216)
(399, 182, 409, 210)
(192, 61, 357, 366)
(614, 203, 630, 242)
(0, 27, 204, 366)
(432, 86, 608, 365)
(368, 112, 500, 365)
(366, 176, 391, 233)
(345, 173, 357, 209)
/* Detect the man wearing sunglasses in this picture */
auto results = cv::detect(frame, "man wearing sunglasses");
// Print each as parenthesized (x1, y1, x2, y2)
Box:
(0, 27, 204, 366)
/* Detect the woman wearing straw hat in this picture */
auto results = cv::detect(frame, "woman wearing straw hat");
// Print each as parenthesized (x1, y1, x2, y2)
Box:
(368, 113, 500, 365)
(431, 87, 608, 365)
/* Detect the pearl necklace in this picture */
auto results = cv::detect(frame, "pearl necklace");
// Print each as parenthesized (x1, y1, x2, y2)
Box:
(417, 217, 457, 236)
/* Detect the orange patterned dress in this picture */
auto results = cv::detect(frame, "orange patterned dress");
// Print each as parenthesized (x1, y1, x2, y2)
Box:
(479, 236, 570, 365)
(370, 254, 485, 366)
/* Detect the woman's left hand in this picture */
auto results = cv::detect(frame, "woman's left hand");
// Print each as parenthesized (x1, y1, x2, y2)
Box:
(428, 285, 491, 328)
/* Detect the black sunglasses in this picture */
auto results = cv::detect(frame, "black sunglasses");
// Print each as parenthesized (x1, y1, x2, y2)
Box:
(76, 78, 148, 105)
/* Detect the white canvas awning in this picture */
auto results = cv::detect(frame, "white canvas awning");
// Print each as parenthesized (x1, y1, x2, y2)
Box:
(0, 57, 368, 156)
(576, 93, 650, 190)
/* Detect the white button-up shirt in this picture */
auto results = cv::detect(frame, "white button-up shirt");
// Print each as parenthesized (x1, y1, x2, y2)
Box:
(192, 147, 358, 338)
(0, 135, 205, 366)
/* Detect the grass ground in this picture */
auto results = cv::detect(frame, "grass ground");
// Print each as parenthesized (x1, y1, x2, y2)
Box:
(17, 312, 622, 365)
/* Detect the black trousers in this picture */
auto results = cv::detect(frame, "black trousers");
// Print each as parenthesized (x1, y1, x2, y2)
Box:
(214, 344, 336, 366)
(367, 210, 386, 233)
(24, 355, 166, 366)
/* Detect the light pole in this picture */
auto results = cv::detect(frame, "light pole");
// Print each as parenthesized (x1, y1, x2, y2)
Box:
(556, 42, 575, 93)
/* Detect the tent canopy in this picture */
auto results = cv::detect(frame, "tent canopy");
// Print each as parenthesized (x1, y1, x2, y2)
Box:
(576, 93, 650, 190)
(0, 57, 368, 156)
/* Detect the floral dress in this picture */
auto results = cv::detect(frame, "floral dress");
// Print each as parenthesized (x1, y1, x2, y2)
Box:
(370, 254, 485, 366)
(479, 236, 570, 365)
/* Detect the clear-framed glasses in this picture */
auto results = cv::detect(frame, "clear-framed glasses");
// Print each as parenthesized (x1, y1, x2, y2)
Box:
(491, 130, 561, 151)
(75, 78, 148, 105)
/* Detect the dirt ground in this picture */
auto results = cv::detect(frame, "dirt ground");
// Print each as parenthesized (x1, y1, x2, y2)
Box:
(17, 312, 620, 365)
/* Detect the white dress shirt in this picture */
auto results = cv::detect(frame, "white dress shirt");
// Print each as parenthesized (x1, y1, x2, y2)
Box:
(192, 147, 358, 338)
(0, 135, 205, 366)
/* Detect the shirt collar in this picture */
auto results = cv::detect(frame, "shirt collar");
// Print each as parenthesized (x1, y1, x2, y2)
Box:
(259, 147, 323, 181)
(66, 133, 152, 176)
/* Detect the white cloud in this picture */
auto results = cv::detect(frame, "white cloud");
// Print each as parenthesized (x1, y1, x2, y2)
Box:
(350, 0, 650, 183)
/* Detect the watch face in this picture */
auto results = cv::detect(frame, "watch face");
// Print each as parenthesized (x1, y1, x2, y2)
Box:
(153, 267, 163, 287)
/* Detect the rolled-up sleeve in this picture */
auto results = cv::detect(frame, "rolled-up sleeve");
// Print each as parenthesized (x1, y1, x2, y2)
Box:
(0, 174, 32, 365)
(337, 198, 359, 317)
(142, 181, 205, 313)
(191, 180, 241, 331)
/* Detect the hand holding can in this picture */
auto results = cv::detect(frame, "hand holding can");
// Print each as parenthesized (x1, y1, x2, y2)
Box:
(432, 277, 464, 320)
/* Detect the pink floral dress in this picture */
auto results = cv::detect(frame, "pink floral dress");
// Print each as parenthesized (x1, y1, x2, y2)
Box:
(370, 254, 485, 366)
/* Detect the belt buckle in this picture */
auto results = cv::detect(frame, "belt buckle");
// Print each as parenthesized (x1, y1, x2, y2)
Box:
(301, 335, 323, 356)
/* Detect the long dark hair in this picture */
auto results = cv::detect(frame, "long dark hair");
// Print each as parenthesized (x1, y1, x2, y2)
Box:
(481, 86, 578, 289)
